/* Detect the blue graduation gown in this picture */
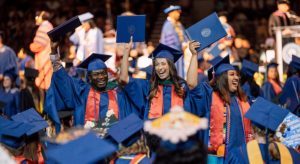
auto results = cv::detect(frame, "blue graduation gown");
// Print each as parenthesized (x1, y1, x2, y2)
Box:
(0, 45, 18, 75)
(198, 72, 208, 83)
(242, 82, 263, 104)
(279, 75, 300, 115)
(225, 143, 300, 164)
(44, 68, 140, 129)
(160, 19, 187, 78)
(131, 79, 212, 120)
(0, 88, 20, 117)
(262, 81, 277, 102)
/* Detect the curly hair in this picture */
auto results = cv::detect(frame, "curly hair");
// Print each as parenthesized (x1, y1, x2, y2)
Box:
(149, 59, 185, 103)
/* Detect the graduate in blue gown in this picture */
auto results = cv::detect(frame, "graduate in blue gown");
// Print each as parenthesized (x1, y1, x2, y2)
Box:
(197, 56, 209, 83)
(44, 43, 140, 133)
(225, 97, 300, 164)
(262, 63, 282, 103)
(0, 69, 19, 117)
(240, 59, 263, 103)
(201, 56, 252, 160)
(0, 31, 18, 81)
(279, 55, 300, 116)
(119, 39, 212, 120)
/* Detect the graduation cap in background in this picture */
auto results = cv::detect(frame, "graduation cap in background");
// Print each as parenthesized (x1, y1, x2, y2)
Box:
(0, 116, 34, 148)
(46, 132, 117, 163)
(266, 62, 278, 70)
(47, 12, 94, 42)
(3, 68, 17, 82)
(185, 12, 227, 52)
(107, 113, 144, 147)
(290, 55, 300, 70)
(11, 108, 48, 136)
(139, 65, 153, 80)
(77, 53, 111, 71)
(163, 5, 181, 14)
(24, 67, 39, 79)
(207, 55, 230, 80)
(241, 59, 259, 77)
(149, 43, 183, 63)
(116, 15, 146, 43)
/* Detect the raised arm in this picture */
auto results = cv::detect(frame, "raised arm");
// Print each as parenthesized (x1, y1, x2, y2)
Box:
(186, 40, 200, 89)
(119, 37, 133, 84)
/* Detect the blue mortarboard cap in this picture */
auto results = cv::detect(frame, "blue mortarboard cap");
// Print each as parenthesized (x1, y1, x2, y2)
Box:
(11, 108, 48, 136)
(164, 5, 181, 14)
(48, 14, 87, 42)
(277, 0, 290, 4)
(267, 62, 278, 70)
(46, 132, 117, 163)
(3, 68, 17, 81)
(207, 55, 230, 80)
(215, 64, 235, 76)
(245, 97, 289, 131)
(149, 43, 183, 63)
(241, 59, 259, 77)
(0, 116, 33, 148)
(185, 12, 227, 52)
(107, 113, 143, 147)
(116, 15, 146, 43)
(77, 53, 111, 71)
(24, 67, 39, 79)
(290, 55, 300, 70)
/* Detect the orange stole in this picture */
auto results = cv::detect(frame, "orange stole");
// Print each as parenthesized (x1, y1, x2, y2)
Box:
(209, 92, 252, 152)
(85, 88, 119, 122)
(148, 85, 183, 119)
(268, 79, 282, 95)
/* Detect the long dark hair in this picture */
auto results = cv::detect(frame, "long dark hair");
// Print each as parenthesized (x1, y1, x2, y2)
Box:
(212, 71, 247, 104)
(149, 59, 185, 102)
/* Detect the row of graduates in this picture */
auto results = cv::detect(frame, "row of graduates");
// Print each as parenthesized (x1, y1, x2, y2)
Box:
(43, 32, 300, 162)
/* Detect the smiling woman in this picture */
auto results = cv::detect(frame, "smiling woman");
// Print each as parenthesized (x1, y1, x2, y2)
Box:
(119, 39, 212, 120)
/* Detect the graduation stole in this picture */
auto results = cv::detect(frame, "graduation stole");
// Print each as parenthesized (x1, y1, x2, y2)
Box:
(85, 87, 119, 123)
(268, 79, 282, 95)
(247, 141, 293, 164)
(209, 92, 252, 153)
(148, 82, 183, 119)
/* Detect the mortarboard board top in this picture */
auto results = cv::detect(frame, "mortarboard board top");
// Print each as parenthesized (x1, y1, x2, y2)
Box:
(185, 12, 227, 52)
(78, 12, 94, 22)
(266, 62, 278, 70)
(277, 0, 290, 4)
(241, 59, 259, 77)
(107, 113, 143, 147)
(77, 53, 111, 71)
(46, 132, 117, 164)
(207, 55, 230, 80)
(24, 67, 39, 79)
(11, 108, 48, 136)
(149, 43, 183, 63)
(245, 97, 289, 131)
(116, 15, 146, 43)
(290, 55, 300, 70)
(163, 5, 181, 14)
(48, 16, 82, 42)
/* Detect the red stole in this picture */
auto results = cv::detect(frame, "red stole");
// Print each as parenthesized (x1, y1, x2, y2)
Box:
(209, 92, 253, 152)
(85, 88, 119, 123)
(268, 79, 282, 95)
(148, 85, 183, 119)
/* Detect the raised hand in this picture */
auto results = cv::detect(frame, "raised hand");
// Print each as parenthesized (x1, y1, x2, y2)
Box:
(189, 40, 200, 55)
(123, 36, 133, 55)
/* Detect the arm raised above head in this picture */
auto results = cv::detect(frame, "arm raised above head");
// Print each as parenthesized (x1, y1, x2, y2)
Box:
(186, 40, 200, 89)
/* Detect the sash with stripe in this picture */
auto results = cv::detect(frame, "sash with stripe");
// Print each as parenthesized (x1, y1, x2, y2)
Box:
(85, 87, 119, 123)
(148, 85, 183, 119)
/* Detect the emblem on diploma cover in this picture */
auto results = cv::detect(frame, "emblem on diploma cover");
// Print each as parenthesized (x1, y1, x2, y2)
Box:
(201, 28, 211, 38)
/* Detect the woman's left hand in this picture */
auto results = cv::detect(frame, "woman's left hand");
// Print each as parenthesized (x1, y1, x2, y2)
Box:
(188, 40, 200, 55)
